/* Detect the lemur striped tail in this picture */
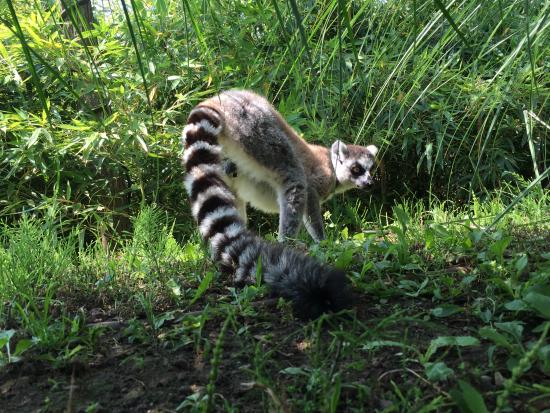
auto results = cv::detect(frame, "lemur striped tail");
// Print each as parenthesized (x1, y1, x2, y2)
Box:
(182, 106, 353, 319)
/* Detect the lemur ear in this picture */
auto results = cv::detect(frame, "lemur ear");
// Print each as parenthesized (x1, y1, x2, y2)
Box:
(331, 140, 349, 160)
(366, 144, 378, 157)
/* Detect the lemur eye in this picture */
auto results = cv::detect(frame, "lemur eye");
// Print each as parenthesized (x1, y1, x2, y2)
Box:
(350, 163, 365, 176)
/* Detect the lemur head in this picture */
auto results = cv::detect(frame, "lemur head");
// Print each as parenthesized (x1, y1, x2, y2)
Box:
(330, 140, 378, 190)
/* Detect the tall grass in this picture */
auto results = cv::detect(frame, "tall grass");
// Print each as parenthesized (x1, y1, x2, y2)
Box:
(0, 0, 548, 236)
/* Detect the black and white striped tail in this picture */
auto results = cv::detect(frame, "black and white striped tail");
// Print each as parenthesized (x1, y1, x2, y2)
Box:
(182, 106, 353, 319)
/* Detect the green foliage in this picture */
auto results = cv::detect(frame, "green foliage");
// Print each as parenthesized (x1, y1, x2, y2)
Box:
(128, 205, 173, 276)
(450, 380, 489, 413)
(0, 0, 548, 233)
(0, 191, 547, 410)
(0, 1, 549, 411)
(0, 215, 75, 339)
(0, 329, 33, 366)
(191, 271, 214, 305)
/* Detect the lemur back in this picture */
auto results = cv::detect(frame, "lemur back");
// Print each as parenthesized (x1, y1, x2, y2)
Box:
(195, 90, 378, 242)
(182, 104, 352, 319)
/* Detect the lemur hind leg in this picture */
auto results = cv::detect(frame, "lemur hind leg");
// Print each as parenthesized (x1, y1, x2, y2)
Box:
(240, 122, 307, 242)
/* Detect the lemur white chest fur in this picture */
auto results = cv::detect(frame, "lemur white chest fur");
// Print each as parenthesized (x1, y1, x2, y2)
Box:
(218, 135, 281, 213)
(196, 90, 378, 242)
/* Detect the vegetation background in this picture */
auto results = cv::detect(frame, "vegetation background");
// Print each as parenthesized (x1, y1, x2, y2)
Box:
(1, 0, 547, 236)
(0, 0, 548, 412)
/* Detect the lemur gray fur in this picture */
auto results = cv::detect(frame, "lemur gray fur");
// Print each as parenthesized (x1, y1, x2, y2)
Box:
(182, 91, 376, 318)
(191, 89, 378, 243)
(182, 106, 352, 319)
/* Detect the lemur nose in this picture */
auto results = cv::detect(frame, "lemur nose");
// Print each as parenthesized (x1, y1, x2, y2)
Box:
(360, 177, 373, 188)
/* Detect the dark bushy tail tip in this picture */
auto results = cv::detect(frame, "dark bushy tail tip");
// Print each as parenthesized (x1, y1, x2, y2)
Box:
(280, 269, 354, 320)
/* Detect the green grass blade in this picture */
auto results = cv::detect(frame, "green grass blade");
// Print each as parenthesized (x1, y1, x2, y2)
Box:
(180, 0, 209, 56)
(523, 0, 538, 93)
(129, 0, 149, 58)
(288, 0, 312, 64)
(120, 0, 153, 122)
(269, 0, 290, 42)
(523, 110, 540, 179)
(485, 166, 550, 232)
(433, 0, 470, 48)
(337, 0, 343, 126)
(491, 3, 549, 83)
(339, 0, 359, 63)
(58, 0, 110, 110)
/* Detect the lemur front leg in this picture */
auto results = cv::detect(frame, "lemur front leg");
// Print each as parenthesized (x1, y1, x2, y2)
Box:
(303, 187, 325, 242)
(277, 175, 307, 242)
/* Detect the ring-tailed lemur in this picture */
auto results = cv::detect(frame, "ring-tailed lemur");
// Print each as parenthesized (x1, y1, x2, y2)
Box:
(189, 90, 378, 243)
(182, 103, 352, 319)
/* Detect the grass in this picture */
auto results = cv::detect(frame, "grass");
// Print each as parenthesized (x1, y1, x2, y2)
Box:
(1, 186, 549, 412)
(0, 0, 549, 411)
(1, 0, 548, 232)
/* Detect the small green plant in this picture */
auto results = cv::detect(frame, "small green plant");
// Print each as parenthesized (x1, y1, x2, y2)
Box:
(205, 311, 233, 412)
(128, 205, 174, 278)
(494, 323, 550, 412)
(0, 329, 33, 366)
(0, 216, 75, 306)
(450, 380, 490, 413)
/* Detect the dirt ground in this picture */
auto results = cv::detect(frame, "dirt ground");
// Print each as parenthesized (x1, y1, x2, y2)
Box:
(1, 294, 547, 412)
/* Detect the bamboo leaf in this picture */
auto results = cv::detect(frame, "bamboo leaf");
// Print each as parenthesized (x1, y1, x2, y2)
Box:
(5, 0, 50, 122)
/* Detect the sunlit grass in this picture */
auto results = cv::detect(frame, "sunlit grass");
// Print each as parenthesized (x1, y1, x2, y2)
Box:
(1, 0, 548, 229)
(0, 1, 549, 410)
(1, 188, 548, 410)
